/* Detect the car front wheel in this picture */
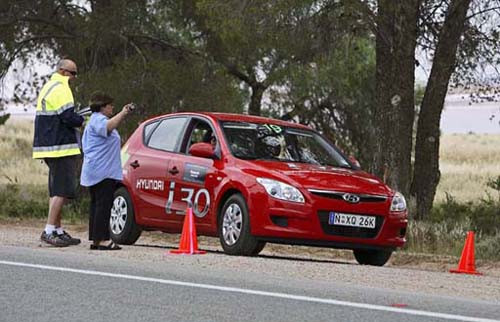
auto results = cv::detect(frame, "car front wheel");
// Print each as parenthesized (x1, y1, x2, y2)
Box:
(353, 249, 392, 266)
(110, 187, 142, 245)
(218, 194, 263, 256)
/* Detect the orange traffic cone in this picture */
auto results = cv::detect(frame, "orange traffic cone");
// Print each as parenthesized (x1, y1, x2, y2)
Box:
(169, 207, 206, 255)
(450, 231, 481, 275)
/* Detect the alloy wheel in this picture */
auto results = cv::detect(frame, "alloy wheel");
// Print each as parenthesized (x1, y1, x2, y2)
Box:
(222, 203, 243, 246)
(110, 196, 127, 235)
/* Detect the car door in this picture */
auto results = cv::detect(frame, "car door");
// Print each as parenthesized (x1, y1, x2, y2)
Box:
(127, 116, 188, 227)
(165, 118, 222, 232)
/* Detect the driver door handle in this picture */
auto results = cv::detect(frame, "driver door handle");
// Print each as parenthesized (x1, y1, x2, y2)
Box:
(169, 166, 179, 175)
(130, 160, 140, 169)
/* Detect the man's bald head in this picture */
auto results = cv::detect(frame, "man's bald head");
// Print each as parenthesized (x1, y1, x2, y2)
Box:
(56, 59, 78, 79)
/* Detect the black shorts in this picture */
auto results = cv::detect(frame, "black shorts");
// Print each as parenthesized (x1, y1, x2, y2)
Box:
(44, 156, 78, 199)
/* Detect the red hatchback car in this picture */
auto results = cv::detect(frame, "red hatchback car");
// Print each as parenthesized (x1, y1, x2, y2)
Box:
(111, 112, 408, 266)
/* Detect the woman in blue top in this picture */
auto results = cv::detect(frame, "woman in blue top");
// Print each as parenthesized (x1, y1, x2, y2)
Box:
(80, 92, 132, 250)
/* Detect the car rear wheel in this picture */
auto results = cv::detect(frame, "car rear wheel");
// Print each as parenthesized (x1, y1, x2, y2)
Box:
(218, 194, 262, 256)
(110, 187, 142, 245)
(353, 249, 392, 266)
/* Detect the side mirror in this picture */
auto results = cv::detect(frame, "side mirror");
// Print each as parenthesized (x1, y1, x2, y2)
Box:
(189, 142, 216, 159)
(348, 155, 361, 169)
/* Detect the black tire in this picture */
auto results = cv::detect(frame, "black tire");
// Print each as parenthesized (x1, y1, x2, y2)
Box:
(353, 249, 392, 266)
(218, 194, 261, 256)
(250, 241, 267, 256)
(109, 187, 142, 245)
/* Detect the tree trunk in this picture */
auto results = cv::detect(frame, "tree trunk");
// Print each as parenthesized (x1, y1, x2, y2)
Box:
(248, 83, 265, 116)
(373, 0, 420, 197)
(411, 0, 472, 219)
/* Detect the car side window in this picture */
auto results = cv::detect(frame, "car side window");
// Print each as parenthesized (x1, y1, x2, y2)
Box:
(147, 117, 187, 152)
(143, 121, 159, 143)
(186, 120, 215, 152)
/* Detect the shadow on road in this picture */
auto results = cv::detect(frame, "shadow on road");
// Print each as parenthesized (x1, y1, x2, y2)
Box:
(132, 242, 354, 265)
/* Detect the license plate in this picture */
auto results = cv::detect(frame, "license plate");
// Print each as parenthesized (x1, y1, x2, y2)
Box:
(328, 212, 376, 229)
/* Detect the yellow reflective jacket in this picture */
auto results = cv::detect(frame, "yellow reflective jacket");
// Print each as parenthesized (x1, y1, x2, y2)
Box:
(32, 73, 84, 159)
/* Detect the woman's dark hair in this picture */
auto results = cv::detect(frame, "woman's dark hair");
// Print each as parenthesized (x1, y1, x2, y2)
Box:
(89, 91, 114, 112)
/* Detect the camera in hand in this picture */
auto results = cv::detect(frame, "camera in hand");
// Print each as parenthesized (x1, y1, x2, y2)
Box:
(127, 103, 137, 112)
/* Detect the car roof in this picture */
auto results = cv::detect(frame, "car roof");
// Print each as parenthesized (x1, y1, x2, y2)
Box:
(145, 112, 311, 130)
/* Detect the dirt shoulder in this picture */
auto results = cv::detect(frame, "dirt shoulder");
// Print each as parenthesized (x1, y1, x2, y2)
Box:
(2, 218, 499, 277)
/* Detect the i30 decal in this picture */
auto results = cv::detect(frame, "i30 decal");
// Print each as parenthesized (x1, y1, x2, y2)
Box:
(165, 181, 210, 218)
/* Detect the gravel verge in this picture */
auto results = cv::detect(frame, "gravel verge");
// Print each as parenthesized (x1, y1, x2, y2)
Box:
(1, 218, 499, 303)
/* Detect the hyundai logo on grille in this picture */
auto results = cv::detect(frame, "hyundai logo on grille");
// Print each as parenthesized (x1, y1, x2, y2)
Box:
(342, 193, 360, 203)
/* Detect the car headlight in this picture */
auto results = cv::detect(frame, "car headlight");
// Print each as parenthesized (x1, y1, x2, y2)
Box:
(256, 178, 305, 203)
(390, 192, 407, 212)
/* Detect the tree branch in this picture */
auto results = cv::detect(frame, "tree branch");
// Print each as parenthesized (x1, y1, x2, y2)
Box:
(466, 5, 500, 20)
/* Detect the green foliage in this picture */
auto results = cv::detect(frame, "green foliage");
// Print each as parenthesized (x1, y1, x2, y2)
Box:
(475, 232, 500, 260)
(1, 0, 370, 131)
(0, 184, 89, 224)
(1, 0, 245, 134)
(427, 193, 500, 234)
(0, 113, 10, 126)
(269, 36, 376, 165)
(74, 55, 244, 139)
(0, 184, 48, 219)
(405, 219, 469, 255)
(405, 191, 500, 259)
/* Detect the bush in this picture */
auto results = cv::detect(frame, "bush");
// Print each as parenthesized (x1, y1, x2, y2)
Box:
(404, 219, 469, 256)
(405, 194, 500, 260)
(0, 183, 89, 224)
(0, 184, 48, 218)
(476, 232, 500, 260)
(427, 193, 500, 234)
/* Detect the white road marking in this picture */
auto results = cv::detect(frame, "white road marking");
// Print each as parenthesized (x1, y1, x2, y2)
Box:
(0, 260, 497, 322)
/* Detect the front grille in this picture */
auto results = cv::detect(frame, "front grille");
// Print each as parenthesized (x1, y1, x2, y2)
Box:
(317, 211, 383, 238)
(309, 189, 388, 203)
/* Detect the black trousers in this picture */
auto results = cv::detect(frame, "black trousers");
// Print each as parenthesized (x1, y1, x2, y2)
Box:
(88, 179, 117, 241)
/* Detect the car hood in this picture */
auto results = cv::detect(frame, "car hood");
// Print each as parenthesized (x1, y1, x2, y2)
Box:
(249, 161, 392, 196)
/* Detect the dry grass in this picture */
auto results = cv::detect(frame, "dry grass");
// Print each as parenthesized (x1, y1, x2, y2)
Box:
(1, 119, 498, 203)
(437, 133, 500, 202)
(0, 119, 47, 185)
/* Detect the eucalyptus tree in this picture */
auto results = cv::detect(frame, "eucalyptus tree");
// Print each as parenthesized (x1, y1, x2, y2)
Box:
(0, 0, 244, 136)
(266, 36, 376, 167)
(170, 0, 353, 115)
(279, 0, 500, 219)
(411, 0, 500, 218)
(355, 0, 500, 218)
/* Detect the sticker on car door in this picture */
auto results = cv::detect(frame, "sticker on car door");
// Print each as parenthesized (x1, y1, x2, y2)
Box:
(183, 163, 207, 184)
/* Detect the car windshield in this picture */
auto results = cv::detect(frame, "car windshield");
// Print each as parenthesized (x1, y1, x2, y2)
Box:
(221, 121, 351, 168)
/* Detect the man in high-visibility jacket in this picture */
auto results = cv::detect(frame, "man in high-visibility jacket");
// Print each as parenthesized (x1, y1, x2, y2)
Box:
(33, 59, 84, 247)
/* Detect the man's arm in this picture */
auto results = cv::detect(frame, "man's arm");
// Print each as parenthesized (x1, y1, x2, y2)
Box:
(60, 107, 84, 128)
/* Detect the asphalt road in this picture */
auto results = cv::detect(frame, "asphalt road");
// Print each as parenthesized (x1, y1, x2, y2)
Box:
(1, 246, 499, 322)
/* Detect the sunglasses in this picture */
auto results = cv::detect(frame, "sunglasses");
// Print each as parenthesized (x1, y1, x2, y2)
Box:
(62, 68, 77, 76)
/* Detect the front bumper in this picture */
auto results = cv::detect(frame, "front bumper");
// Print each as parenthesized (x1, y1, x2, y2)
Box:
(248, 194, 408, 250)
